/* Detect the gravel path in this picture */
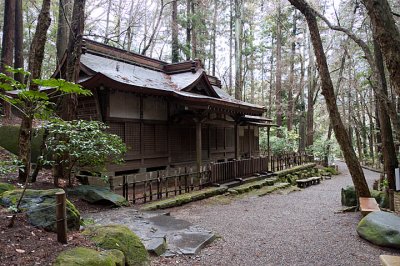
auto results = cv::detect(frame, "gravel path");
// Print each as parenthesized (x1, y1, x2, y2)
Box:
(151, 162, 400, 266)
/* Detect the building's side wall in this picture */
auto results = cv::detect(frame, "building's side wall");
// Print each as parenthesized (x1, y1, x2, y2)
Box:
(77, 89, 260, 173)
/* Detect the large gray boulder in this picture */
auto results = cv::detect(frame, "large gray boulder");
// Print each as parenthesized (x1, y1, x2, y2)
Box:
(1, 189, 80, 232)
(68, 185, 129, 207)
(54, 247, 125, 266)
(357, 211, 400, 249)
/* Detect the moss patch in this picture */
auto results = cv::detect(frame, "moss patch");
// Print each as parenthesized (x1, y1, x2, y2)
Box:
(1, 189, 80, 231)
(0, 125, 43, 162)
(141, 186, 228, 211)
(0, 182, 15, 196)
(84, 225, 149, 266)
(275, 163, 316, 177)
(54, 247, 125, 266)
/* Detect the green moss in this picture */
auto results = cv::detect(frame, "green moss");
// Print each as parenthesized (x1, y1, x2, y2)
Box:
(323, 166, 339, 175)
(54, 247, 125, 266)
(84, 225, 149, 266)
(1, 188, 80, 231)
(0, 182, 15, 197)
(275, 163, 316, 177)
(0, 126, 43, 162)
(141, 186, 228, 211)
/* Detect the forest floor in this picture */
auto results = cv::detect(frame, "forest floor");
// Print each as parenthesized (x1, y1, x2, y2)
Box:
(0, 147, 107, 265)
(1, 146, 399, 265)
(151, 161, 400, 266)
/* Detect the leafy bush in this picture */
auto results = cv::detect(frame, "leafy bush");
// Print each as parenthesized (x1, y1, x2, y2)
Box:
(260, 127, 299, 155)
(45, 120, 126, 179)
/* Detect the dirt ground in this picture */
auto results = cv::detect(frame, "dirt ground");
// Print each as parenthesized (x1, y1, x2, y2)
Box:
(0, 146, 110, 265)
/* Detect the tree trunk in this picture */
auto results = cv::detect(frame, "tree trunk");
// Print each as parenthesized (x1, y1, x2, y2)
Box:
(362, 0, 400, 97)
(324, 45, 348, 166)
(126, 1, 135, 51)
(314, 9, 400, 141)
(306, 31, 315, 148)
(287, 11, 297, 131)
(211, 0, 218, 76)
(0, 0, 16, 119)
(56, 0, 86, 185)
(14, 0, 24, 83)
(185, 0, 192, 60)
(228, 0, 233, 95)
(234, 0, 242, 100)
(104, 0, 111, 44)
(275, 3, 283, 128)
(191, 0, 197, 58)
(298, 42, 306, 151)
(374, 39, 398, 191)
(288, 0, 371, 197)
(171, 0, 179, 63)
(18, 0, 51, 182)
(141, 0, 165, 56)
(56, 0, 73, 63)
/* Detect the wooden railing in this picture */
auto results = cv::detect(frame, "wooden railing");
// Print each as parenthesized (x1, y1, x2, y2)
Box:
(210, 152, 310, 184)
(110, 166, 210, 204)
(110, 152, 310, 204)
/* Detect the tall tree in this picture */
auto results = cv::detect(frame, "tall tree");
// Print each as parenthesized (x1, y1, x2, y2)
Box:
(18, 0, 52, 182)
(234, 0, 243, 100)
(56, 0, 73, 63)
(55, 0, 86, 184)
(288, 0, 371, 197)
(361, 0, 400, 97)
(14, 0, 24, 83)
(211, 0, 218, 76)
(287, 10, 297, 131)
(141, 0, 166, 55)
(0, 0, 16, 118)
(171, 0, 179, 63)
(374, 39, 398, 192)
(275, 2, 283, 128)
(185, 0, 192, 60)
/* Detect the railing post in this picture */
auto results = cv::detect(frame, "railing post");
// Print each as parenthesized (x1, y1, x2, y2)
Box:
(122, 175, 127, 200)
(56, 191, 67, 244)
(132, 175, 136, 204)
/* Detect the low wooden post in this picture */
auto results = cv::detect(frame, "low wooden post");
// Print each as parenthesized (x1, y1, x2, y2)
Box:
(56, 191, 67, 244)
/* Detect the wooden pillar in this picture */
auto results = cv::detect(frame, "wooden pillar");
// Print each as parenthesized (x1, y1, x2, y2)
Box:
(248, 125, 252, 158)
(267, 126, 271, 171)
(234, 123, 240, 159)
(56, 191, 67, 244)
(196, 121, 202, 173)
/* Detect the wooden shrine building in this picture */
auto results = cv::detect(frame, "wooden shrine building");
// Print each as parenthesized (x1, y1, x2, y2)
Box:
(57, 39, 273, 175)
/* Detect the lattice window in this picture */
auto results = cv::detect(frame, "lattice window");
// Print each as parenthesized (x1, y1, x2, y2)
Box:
(125, 122, 140, 155)
(209, 127, 216, 150)
(155, 124, 168, 153)
(144, 124, 155, 154)
(226, 127, 234, 148)
(108, 122, 125, 142)
(217, 127, 225, 150)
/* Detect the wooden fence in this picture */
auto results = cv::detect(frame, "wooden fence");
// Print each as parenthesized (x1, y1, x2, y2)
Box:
(111, 152, 310, 204)
(210, 152, 310, 184)
(111, 166, 210, 204)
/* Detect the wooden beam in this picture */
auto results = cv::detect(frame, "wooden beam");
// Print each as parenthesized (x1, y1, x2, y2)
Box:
(196, 121, 202, 174)
(234, 123, 240, 159)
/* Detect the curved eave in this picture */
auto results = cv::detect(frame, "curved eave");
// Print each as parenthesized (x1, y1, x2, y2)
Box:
(79, 73, 265, 115)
